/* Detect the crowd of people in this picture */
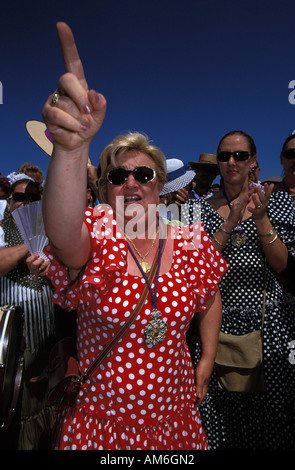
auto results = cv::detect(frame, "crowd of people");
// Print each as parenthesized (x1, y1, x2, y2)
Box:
(0, 22, 294, 451)
(0, 166, 62, 449)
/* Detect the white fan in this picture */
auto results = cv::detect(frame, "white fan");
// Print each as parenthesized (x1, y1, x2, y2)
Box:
(12, 200, 49, 260)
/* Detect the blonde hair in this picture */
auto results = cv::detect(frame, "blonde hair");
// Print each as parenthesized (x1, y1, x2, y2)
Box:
(97, 132, 167, 203)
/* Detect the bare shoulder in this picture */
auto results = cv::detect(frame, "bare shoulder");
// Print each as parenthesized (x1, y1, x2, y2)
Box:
(206, 192, 224, 210)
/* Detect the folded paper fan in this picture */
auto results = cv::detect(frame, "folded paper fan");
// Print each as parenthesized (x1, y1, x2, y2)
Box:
(12, 200, 49, 260)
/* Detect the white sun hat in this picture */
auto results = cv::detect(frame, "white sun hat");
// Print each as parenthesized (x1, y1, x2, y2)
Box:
(160, 159, 195, 196)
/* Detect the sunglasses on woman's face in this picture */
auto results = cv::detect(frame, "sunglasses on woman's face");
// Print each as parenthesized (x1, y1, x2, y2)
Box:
(107, 166, 156, 185)
(217, 151, 251, 162)
(12, 192, 41, 203)
(282, 148, 295, 160)
(250, 165, 259, 173)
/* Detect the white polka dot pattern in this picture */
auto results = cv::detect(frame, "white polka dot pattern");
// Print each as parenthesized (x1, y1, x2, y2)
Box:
(45, 207, 227, 450)
(185, 193, 295, 450)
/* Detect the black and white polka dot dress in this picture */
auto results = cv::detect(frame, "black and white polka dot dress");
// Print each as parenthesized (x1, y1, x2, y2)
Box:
(185, 191, 295, 450)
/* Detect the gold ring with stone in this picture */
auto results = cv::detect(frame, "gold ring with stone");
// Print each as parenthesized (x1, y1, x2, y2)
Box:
(51, 90, 61, 106)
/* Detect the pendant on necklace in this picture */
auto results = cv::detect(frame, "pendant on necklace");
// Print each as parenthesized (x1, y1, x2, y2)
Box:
(231, 225, 247, 247)
(144, 310, 167, 347)
(140, 261, 151, 274)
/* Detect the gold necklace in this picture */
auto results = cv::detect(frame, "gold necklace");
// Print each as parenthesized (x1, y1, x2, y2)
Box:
(125, 227, 159, 274)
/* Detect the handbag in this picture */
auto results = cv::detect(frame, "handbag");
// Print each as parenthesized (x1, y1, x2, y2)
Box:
(31, 243, 162, 406)
(214, 260, 267, 394)
(215, 330, 265, 393)
(0, 305, 25, 428)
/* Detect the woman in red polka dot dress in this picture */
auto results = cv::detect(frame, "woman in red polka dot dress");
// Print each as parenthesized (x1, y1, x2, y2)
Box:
(42, 23, 228, 450)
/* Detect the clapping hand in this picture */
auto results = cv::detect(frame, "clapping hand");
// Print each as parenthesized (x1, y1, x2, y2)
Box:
(226, 183, 273, 228)
(226, 189, 253, 228)
(248, 183, 274, 220)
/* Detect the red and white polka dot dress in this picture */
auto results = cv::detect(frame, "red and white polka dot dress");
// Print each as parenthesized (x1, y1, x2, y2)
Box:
(45, 206, 227, 450)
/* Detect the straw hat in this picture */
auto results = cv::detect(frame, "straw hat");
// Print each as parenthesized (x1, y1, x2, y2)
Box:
(25, 120, 92, 165)
(26, 120, 53, 156)
(188, 153, 219, 173)
(160, 159, 195, 196)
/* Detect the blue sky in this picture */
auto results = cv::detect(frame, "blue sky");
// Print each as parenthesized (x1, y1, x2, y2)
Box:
(1, 0, 295, 184)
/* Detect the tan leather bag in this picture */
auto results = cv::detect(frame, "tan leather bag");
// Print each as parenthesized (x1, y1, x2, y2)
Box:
(215, 259, 267, 394)
(215, 330, 265, 393)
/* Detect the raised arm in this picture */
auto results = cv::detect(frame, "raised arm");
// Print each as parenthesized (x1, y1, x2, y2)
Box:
(42, 22, 106, 269)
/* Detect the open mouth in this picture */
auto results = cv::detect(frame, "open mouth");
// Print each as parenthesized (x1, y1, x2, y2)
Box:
(124, 195, 141, 204)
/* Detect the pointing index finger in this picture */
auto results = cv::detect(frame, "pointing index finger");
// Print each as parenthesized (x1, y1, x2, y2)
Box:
(56, 22, 88, 90)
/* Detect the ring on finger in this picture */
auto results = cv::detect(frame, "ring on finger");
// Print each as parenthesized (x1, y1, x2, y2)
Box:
(256, 204, 262, 209)
(51, 89, 62, 106)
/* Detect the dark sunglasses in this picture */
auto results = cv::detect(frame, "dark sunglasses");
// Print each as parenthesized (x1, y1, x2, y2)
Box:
(250, 165, 259, 172)
(217, 151, 251, 162)
(282, 148, 295, 160)
(107, 166, 156, 185)
(12, 192, 41, 203)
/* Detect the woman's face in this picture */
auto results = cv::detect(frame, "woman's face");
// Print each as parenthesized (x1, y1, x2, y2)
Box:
(217, 134, 256, 184)
(281, 138, 295, 178)
(106, 150, 163, 230)
(9, 182, 28, 211)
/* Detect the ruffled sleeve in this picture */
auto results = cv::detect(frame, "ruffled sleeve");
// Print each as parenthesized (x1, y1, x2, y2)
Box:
(174, 222, 228, 311)
(44, 205, 128, 311)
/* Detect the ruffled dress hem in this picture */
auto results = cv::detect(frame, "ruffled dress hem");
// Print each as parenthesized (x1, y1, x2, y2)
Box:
(54, 403, 208, 450)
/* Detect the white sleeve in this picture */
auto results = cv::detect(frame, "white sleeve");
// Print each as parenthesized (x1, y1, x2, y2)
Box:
(0, 225, 7, 247)
(0, 200, 7, 219)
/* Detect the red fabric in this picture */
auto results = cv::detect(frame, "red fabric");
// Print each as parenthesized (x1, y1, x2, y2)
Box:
(45, 207, 227, 450)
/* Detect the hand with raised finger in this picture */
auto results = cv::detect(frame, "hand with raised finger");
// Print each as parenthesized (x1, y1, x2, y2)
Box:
(42, 22, 106, 152)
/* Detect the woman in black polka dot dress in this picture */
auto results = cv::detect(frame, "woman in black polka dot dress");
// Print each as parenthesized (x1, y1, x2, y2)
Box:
(185, 131, 295, 449)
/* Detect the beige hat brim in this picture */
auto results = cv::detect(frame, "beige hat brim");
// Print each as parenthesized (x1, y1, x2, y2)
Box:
(26, 120, 92, 165)
(26, 120, 53, 156)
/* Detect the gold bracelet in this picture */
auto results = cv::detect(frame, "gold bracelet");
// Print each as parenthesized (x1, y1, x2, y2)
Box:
(212, 233, 226, 247)
(258, 228, 274, 238)
(260, 233, 278, 245)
